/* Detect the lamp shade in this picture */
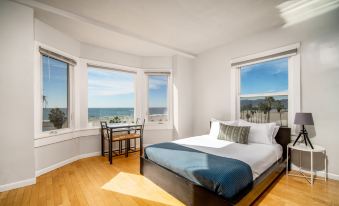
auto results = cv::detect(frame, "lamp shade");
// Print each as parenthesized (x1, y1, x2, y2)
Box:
(294, 113, 314, 125)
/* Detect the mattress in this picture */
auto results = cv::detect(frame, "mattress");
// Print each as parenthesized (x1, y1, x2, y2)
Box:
(173, 135, 283, 180)
(144, 142, 253, 200)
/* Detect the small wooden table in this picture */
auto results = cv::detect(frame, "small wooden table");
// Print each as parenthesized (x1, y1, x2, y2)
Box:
(286, 143, 327, 184)
(106, 123, 143, 164)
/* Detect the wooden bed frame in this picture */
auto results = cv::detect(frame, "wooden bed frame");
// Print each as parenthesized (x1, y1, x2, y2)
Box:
(140, 127, 291, 206)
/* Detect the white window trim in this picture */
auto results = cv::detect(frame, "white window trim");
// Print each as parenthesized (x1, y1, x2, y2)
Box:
(143, 70, 173, 130)
(34, 42, 79, 139)
(230, 43, 301, 134)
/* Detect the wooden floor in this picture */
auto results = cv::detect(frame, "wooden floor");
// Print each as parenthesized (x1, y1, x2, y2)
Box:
(1, 153, 338, 206)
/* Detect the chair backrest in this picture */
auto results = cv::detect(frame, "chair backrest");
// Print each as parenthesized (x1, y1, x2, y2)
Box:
(100, 121, 109, 139)
(100, 121, 107, 129)
(141, 119, 145, 129)
(139, 119, 145, 136)
(132, 118, 145, 134)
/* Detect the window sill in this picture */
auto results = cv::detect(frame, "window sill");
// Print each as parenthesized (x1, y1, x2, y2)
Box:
(34, 126, 173, 148)
(144, 123, 173, 130)
(36, 128, 74, 139)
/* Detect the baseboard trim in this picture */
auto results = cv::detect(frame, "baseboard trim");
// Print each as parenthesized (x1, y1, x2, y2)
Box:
(35, 151, 101, 177)
(291, 165, 339, 180)
(78, 151, 101, 159)
(0, 178, 36, 192)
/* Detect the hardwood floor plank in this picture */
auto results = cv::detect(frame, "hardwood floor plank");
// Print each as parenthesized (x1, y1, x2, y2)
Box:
(1, 153, 338, 206)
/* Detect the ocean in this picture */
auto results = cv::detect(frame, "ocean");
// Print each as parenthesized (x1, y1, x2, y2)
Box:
(43, 107, 167, 121)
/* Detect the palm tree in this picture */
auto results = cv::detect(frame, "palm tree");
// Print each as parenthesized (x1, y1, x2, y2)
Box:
(246, 104, 253, 122)
(259, 103, 265, 123)
(240, 105, 245, 119)
(275, 100, 284, 126)
(43, 95, 48, 108)
(246, 113, 251, 121)
(251, 110, 255, 122)
(264, 97, 275, 122)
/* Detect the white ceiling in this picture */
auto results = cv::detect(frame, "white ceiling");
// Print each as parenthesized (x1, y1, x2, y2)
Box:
(14, 0, 292, 56)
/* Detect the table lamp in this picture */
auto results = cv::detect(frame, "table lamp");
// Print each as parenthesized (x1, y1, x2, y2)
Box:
(293, 113, 314, 149)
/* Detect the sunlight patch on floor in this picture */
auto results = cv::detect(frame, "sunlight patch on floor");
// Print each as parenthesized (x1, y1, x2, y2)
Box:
(101, 172, 185, 206)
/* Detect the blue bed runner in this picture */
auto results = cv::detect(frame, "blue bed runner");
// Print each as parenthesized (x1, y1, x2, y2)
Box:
(144, 142, 253, 199)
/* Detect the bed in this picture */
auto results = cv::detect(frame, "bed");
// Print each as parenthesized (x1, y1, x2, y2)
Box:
(140, 126, 290, 206)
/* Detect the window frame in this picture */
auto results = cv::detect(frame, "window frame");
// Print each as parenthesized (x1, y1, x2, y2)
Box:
(143, 71, 173, 130)
(230, 44, 300, 132)
(34, 43, 76, 139)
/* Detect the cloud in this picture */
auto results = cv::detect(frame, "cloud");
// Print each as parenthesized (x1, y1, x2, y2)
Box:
(88, 68, 135, 96)
(88, 79, 134, 96)
(149, 76, 168, 90)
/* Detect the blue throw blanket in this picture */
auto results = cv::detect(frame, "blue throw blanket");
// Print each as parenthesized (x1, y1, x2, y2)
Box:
(144, 142, 253, 200)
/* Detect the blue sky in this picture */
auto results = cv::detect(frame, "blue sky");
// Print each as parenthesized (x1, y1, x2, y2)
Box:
(87, 68, 168, 108)
(43, 56, 68, 108)
(88, 67, 135, 108)
(148, 75, 168, 108)
(240, 57, 288, 94)
(43, 61, 169, 109)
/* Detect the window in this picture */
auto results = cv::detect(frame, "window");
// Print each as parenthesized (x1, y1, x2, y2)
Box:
(146, 74, 169, 123)
(88, 67, 136, 127)
(42, 55, 70, 131)
(239, 58, 289, 126)
(231, 44, 300, 131)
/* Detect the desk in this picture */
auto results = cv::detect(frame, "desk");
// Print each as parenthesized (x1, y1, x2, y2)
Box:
(106, 123, 143, 164)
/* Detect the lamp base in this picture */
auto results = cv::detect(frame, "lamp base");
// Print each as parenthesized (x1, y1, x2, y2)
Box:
(293, 125, 314, 149)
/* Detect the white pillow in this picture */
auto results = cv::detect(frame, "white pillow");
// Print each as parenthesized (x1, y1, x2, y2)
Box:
(238, 120, 276, 144)
(209, 119, 238, 137)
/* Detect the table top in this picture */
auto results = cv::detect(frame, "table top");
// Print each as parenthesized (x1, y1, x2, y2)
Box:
(107, 123, 143, 129)
(288, 143, 325, 152)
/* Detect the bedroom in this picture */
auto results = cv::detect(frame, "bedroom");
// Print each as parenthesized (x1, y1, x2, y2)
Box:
(0, 0, 338, 205)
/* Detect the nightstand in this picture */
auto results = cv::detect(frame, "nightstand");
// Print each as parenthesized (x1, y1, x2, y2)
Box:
(286, 143, 327, 184)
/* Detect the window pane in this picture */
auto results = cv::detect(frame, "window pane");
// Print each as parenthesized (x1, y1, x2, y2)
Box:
(148, 75, 168, 123)
(240, 58, 288, 95)
(42, 56, 69, 131)
(88, 67, 135, 126)
(240, 96, 288, 126)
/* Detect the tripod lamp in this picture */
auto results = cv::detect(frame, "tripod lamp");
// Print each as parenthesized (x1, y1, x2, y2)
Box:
(293, 113, 314, 149)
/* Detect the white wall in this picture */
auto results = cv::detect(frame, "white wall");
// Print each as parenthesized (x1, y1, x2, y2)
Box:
(173, 56, 194, 139)
(141, 56, 173, 69)
(192, 9, 339, 177)
(0, 0, 35, 189)
(35, 19, 80, 57)
(80, 43, 142, 68)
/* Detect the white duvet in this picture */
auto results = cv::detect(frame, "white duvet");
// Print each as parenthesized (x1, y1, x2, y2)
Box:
(172, 135, 282, 180)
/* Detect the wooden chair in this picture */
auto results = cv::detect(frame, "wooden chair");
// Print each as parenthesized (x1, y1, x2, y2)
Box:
(125, 119, 145, 156)
(100, 121, 126, 157)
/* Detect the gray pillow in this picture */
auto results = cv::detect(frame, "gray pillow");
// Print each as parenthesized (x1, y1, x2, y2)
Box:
(217, 123, 250, 144)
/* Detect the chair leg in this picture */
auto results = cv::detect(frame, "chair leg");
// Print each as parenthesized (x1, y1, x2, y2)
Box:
(125, 140, 128, 157)
(119, 140, 122, 155)
(101, 134, 104, 156)
(134, 138, 136, 149)
(140, 137, 143, 156)
(109, 140, 112, 164)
